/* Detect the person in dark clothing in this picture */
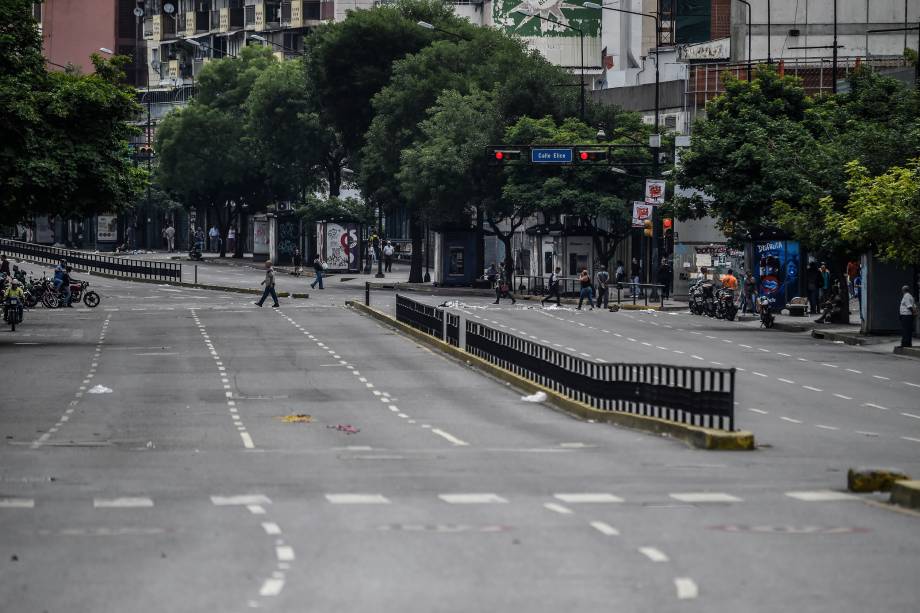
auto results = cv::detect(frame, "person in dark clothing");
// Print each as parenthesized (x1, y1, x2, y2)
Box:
(0, 255, 10, 276)
(255, 260, 280, 307)
(630, 257, 642, 297)
(292, 248, 302, 276)
(656, 259, 672, 300)
(594, 265, 610, 309)
(805, 262, 820, 314)
(541, 267, 562, 306)
(900, 285, 917, 348)
(576, 269, 594, 310)
(310, 254, 325, 290)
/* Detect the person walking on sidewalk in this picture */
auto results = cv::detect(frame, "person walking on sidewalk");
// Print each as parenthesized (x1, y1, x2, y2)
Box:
(208, 225, 220, 253)
(657, 259, 672, 300)
(542, 267, 562, 306)
(594, 265, 610, 309)
(741, 271, 757, 314)
(164, 224, 176, 252)
(383, 241, 395, 273)
(310, 254, 325, 290)
(818, 263, 831, 304)
(255, 261, 280, 307)
(805, 261, 820, 314)
(292, 248, 303, 276)
(494, 275, 516, 305)
(577, 269, 594, 310)
(899, 285, 917, 348)
(630, 258, 642, 298)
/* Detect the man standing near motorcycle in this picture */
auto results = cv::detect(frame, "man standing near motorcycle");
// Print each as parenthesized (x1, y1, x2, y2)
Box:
(720, 269, 738, 291)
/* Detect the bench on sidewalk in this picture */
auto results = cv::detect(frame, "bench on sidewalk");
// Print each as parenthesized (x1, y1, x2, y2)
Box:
(786, 297, 809, 317)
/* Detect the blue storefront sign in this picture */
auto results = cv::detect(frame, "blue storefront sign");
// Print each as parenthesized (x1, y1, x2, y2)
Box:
(531, 148, 573, 164)
(755, 240, 800, 310)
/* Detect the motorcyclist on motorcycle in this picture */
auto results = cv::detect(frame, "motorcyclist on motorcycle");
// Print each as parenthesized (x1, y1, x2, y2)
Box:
(4, 279, 25, 323)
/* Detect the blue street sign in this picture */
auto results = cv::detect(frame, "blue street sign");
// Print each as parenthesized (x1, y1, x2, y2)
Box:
(531, 148, 573, 164)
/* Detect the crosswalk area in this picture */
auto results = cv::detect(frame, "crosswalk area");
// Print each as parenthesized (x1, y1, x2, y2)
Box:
(0, 489, 864, 510)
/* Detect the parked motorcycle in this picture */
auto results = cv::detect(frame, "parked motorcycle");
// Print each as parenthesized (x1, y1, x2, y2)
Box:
(758, 295, 775, 328)
(715, 287, 738, 321)
(189, 244, 203, 261)
(689, 279, 716, 317)
(68, 279, 100, 308)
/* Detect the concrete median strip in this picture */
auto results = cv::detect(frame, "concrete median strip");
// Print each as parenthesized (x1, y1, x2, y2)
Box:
(890, 480, 920, 511)
(347, 301, 755, 451)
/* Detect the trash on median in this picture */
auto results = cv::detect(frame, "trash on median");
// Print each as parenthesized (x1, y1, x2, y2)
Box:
(327, 424, 360, 434)
(88, 385, 113, 394)
(521, 391, 547, 403)
(278, 414, 313, 423)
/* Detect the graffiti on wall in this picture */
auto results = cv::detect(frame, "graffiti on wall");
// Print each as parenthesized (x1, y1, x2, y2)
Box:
(324, 222, 359, 271)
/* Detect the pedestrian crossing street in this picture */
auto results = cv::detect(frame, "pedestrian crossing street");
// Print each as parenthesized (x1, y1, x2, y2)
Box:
(0, 490, 863, 510)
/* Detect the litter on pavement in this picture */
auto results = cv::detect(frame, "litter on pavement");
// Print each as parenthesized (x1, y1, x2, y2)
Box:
(88, 385, 113, 394)
(521, 391, 548, 403)
(277, 414, 313, 423)
(327, 424, 360, 434)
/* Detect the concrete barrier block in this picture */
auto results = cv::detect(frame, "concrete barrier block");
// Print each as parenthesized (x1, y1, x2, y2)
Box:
(890, 480, 920, 510)
(847, 468, 911, 493)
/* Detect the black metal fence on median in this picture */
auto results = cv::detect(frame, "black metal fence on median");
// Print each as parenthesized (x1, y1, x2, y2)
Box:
(513, 274, 666, 308)
(0, 239, 182, 282)
(393, 293, 735, 431)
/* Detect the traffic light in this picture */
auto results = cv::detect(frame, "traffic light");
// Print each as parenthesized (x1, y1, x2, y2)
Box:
(574, 147, 608, 164)
(662, 218, 673, 230)
(490, 148, 522, 164)
(643, 219, 653, 237)
(662, 219, 674, 255)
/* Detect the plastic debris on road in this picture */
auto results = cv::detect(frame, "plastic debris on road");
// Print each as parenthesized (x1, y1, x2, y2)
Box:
(278, 414, 313, 423)
(88, 385, 113, 394)
(327, 424, 360, 434)
(521, 391, 547, 403)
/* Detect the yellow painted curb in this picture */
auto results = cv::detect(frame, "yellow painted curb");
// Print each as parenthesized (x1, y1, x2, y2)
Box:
(847, 468, 911, 493)
(890, 480, 920, 510)
(347, 301, 754, 451)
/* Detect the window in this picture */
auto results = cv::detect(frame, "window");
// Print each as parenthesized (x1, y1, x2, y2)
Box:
(664, 115, 677, 129)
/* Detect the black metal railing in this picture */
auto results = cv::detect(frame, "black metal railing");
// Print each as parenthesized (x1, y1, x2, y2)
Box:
(396, 294, 443, 337)
(514, 274, 666, 307)
(392, 293, 735, 430)
(0, 239, 182, 282)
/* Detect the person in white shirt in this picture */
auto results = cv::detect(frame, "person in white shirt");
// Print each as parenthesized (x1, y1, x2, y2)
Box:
(899, 285, 917, 348)
(382, 241, 395, 272)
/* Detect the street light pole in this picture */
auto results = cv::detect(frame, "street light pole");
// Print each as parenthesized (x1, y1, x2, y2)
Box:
(767, 0, 772, 64)
(832, 0, 838, 93)
(512, 9, 585, 121)
(736, 0, 753, 81)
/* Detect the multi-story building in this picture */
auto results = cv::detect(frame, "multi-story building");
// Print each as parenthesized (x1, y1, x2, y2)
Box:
(140, 0, 334, 88)
(37, 0, 145, 86)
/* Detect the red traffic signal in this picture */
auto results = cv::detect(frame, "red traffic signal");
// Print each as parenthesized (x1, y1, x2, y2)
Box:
(491, 148, 522, 163)
(574, 147, 608, 163)
(662, 218, 673, 230)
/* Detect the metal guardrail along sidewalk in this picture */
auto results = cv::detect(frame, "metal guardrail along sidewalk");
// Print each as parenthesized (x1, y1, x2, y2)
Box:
(0, 239, 182, 282)
(394, 293, 735, 431)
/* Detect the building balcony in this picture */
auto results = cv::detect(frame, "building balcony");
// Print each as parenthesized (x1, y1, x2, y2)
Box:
(180, 11, 210, 37)
(290, 0, 333, 26)
(218, 7, 245, 32)
(147, 15, 177, 42)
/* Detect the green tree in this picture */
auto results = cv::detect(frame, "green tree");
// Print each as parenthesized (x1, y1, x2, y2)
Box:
(677, 66, 920, 322)
(156, 46, 276, 257)
(826, 160, 919, 269)
(304, 0, 456, 159)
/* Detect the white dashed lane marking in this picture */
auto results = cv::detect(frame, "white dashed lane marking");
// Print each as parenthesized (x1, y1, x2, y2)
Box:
(589, 521, 620, 536)
(638, 547, 670, 562)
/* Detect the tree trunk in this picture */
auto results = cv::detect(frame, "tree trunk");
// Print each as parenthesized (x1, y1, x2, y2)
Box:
(500, 234, 514, 284)
(234, 213, 247, 258)
(409, 213, 423, 283)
